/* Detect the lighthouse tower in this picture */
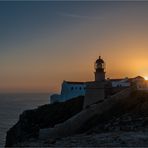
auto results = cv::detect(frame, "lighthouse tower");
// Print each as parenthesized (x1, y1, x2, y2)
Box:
(95, 56, 105, 81)
(83, 56, 106, 109)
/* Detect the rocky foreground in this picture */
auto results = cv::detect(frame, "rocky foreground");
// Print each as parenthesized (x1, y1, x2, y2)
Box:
(5, 96, 84, 147)
(6, 90, 148, 147)
(14, 131, 148, 147)
(14, 113, 148, 147)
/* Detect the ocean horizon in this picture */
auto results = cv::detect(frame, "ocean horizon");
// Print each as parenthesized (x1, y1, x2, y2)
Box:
(0, 93, 50, 147)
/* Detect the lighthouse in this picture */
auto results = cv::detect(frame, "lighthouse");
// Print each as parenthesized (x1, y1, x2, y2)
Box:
(83, 56, 106, 109)
(95, 56, 105, 81)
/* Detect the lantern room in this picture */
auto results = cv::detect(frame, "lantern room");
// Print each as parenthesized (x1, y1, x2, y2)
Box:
(94, 56, 106, 81)
(95, 56, 105, 71)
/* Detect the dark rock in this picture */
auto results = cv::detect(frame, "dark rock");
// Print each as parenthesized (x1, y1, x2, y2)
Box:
(48, 139, 56, 144)
(5, 96, 84, 147)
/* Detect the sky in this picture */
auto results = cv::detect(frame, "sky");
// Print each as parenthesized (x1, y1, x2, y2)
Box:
(0, 1, 148, 93)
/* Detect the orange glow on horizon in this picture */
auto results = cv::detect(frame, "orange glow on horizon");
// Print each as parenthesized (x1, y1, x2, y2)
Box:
(144, 76, 148, 81)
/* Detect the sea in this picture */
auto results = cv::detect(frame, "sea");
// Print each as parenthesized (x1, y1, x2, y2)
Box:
(0, 93, 50, 147)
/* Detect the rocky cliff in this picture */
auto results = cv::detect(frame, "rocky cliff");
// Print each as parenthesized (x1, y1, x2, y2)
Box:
(5, 90, 148, 147)
(5, 96, 84, 147)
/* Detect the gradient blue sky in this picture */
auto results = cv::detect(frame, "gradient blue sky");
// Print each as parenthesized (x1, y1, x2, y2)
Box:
(1, 1, 148, 93)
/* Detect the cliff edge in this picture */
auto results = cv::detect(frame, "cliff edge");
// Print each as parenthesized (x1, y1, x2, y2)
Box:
(5, 96, 84, 147)
(5, 90, 148, 147)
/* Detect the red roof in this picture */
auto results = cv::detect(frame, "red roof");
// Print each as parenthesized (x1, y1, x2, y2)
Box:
(109, 76, 144, 82)
(109, 79, 125, 81)
(134, 76, 144, 79)
(65, 81, 85, 85)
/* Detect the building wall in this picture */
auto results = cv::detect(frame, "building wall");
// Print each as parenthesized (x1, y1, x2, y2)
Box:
(111, 79, 130, 87)
(132, 77, 148, 90)
(50, 81, 86, 103)
(50, 80, 131, 104)
(61, 81, 85, 96)
(50, 94, 61, 103)
(83, 81, 105, 109)
(50, 77, 147, 104)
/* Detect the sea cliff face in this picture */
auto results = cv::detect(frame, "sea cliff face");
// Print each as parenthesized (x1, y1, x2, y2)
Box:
(5, 96, 84, 147)
(5, 91, 148, 147)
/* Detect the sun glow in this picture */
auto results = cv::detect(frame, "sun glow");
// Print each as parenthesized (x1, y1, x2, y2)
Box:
(144, 76, 148, 81)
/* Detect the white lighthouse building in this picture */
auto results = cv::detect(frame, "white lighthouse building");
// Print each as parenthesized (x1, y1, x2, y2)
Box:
(50, 56, 148, 104)
(50, 81, 86, 103)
